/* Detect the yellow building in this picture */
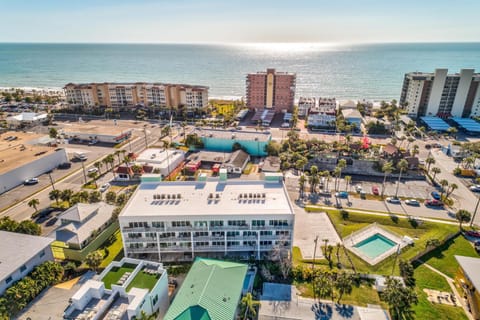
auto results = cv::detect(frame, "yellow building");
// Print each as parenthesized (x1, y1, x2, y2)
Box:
(455, 255, 480, 319)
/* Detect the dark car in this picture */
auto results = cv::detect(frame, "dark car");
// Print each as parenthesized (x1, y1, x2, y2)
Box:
(425, 199, 443, 207)
(431, 191, 441, 200)
(58, 162, 72, 169)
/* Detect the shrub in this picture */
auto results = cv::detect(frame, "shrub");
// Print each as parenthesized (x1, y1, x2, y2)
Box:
(340, 210, 349, 220)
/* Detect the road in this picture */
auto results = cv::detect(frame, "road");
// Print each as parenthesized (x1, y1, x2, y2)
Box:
(0, 128, 161, 235)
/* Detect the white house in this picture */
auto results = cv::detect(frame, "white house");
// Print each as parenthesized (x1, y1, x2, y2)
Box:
(135, 148, 185, 177)
(6, 112, 48, 128)
(119, 173, 295, 262)
(0, 231, 54, 295)
(64, 258, 169, 320)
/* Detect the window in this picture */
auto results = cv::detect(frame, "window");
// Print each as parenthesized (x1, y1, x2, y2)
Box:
(243, 231, 257, 237)
(152, 221, 164, 228)
(171, 221, 191, 228)
(227, 231, 240, 237)
(252, 220, 265, 227)
(269, 220, 288, 226)
(39, 250, 45, 258)
(5, 276, 13, 284)
(194, 221, 208, 228)
(260, 230, 273, 236)
(276, 231, 290, 236)
(228, 220, 247, 227)
(20, 265, 27, 273)
(194, 231, 208, 237)
(210, 220, 224, 227)
(159, 232, 175, 238)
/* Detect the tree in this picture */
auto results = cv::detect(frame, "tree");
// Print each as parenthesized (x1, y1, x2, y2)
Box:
(88, 171, 98, 187)
(394, 159, 409, 198)
(456, 209, 472, 230)
(49, 189, 61, 205)
(27, 198, 40, 213)
(446, 183, 458, 198)
(381, 277, 418, 320)
(298, 174, 306, 199)
(335, 271, 353, 303)
(48, 127, 58, 138)
(447, 126, 458, 138)
(106, 191, 117, 204)
(85, 251, 103, 272)
(399, 260, 415, 287)
(314, 270, 335, 301)
(94, 161, 103, 176)
(240, 293, 260, 320)
(60, 189, 74, 203)
(431, 167, 441, 181)
(308, 165, 319, 193)
(425, 238, 441, 249)
(336, 159, 347, 190)
(439, 179, 449, 197)
(265, 140, 281, 156)
(89, 191, 102, 203)
(323, 171, 331, 192)
(114, 150, 122, 166)
(381, 161, 393, 197)
(425, 156, 435, 172)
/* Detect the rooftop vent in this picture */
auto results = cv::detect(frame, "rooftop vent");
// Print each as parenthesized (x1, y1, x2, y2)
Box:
(177, 193, 182, 199)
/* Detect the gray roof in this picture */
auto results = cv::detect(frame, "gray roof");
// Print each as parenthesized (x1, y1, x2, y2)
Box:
(0, 231, 53, 281)
(226, 150, 250, 168)
(341, 108, 362, 119)
(53, 203, 114, 246)
(60, 203, 101, 223)
(455, 255, 480, 290)
(261, 157, 281, 172)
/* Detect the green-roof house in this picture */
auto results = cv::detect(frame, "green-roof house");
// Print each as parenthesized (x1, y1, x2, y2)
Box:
(164, 258, 248, 320)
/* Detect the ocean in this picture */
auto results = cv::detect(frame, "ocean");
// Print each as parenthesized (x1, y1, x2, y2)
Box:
(1, 42, 480, 100)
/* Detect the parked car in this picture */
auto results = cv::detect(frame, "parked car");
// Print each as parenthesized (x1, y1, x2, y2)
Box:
(99, 183, 111, 192)
(24, 178, 39, 185)
(87, 168, 98, 174)
(405, 199, 420, 206)
(470, 185, 480, 192)
(425, 199, 444, 207)
(88, 139, 98, 145)
(465, 230, 480, 238)
(371, 186, 379, 195)
(335, 191, 349, 199)
(431, 191, 441, 200)
(386, 197, 401, 204)
(355, 185, 363, 193)
(58, 162, 72, 169)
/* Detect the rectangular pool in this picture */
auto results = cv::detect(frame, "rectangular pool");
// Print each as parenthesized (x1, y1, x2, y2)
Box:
(353, 233, 397, 259)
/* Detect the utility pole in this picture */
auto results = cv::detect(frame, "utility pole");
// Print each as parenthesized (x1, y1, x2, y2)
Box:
(312, 235, 319, 301)
(471, 195, 480, 227)
(47, 172, 56, 191)
(80, 160, 87, 184)
(143, 126, 148, 147)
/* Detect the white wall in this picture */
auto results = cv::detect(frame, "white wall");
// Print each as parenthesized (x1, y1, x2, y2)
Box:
(0, 148, 68, 195)
(426, 69, 448, 116)
(452, 69, 475, 117)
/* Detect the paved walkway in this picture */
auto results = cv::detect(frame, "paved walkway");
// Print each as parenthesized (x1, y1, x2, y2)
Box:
(417, 260, 474, 320)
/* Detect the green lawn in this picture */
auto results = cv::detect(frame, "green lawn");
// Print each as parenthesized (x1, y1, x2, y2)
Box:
(320, 210, 460, 275)
(126, 269, 160, 292)
(99, 230, 124, 268)
(421, 234, 478, 278)
(102, 264, 136, 289)
(413, 264, 468, 320)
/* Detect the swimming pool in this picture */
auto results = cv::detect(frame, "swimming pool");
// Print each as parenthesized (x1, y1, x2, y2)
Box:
(353, 233, 397, 259)
(243, 273, 253, 292)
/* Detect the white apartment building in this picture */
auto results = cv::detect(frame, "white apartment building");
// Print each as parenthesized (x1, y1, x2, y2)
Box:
(119, 172, 295, 262)
(307, 114, 336, 129)
(400, 69, 480, 118)
(315, 97, 337, 115)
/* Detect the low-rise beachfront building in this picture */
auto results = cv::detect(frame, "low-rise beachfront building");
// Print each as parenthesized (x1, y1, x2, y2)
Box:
(135, 148, 185, 177)
(341, 108, 363, 131)
(0, 132, 68, 194)
(64, 258, 169, 320)
(118, 173, 295, 262)
(0, 231, 54, 295)
(455, 255, 480, 319)
(298, 97, 316, 117)
(194, 128, 271, 157)
(64, 82, 209, 111)
(60, 123, 133, 144)
(164, 258, 248, 320)
(307, 113, 336, 129)
(186, 150, 250, 174)
(314, 97, 337, 115)
(6, 112, 48, 128)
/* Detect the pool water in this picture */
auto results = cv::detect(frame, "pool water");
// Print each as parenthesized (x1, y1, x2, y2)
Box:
(243, 273, 253, 292)
(353, 233, 397, 259)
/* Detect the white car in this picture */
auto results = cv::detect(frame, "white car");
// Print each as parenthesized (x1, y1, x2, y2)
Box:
(405, 199, 420, 206)
(470, 185, 480, 192)
(355, 185, 363, 192)
(87, 168, 98, 174)
(99, 183, 110, 192)
(386, 197, 401, 204)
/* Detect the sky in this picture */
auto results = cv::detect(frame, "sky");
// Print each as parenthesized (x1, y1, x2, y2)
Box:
(0, 0, 479, 43)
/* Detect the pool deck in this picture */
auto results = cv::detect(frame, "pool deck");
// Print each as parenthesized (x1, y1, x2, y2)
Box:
(343, 223, 412, 265)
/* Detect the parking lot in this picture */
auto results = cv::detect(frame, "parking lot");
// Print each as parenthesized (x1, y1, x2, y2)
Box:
(351, 178, 436, 200)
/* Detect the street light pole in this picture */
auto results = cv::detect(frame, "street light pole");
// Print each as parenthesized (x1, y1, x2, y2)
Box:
(80, 160, 87, 184)
(312, 235, 319, 301)
(47, 172, 56, 191)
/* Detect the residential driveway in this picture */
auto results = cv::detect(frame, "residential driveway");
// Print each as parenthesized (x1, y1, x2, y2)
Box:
(293, 205, 342, 260)
(17, 271, 95, 320)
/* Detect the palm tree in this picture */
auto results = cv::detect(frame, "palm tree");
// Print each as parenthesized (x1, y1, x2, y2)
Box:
(308, 165, 319, 193)
(138, 311, 156, 320)
(323, 171, 331, 192)
(406, 136, 415, 150)
(425, 238, 441, 249)
(240, 292, 260, 320)
(114, 150, 122, 166)
(456, 209, 472, 230)
(344, 175, 351, 192)
(411, 144, 419, 157)
(93, 161, 103, 176)
(337, 159, 347, 184)
(335, 272, 353, 303)
(333, 167, 342, 191)
(394, 159, 409, 199)
(88, 172, 98, 187)
(446, 183, 458, 198)
(27, 198, 40, 213)
(49, 189, 61, 205)
(439, 179, 449, 197)
(60, 189, 74, 203)
(425, 156, 435, 172)
(431, 167, 441, 181)
(382, 277, 418, 320)
(85, 250, 103, 272)
(381, 161, 393, 197)
(299, 174, 306, 199)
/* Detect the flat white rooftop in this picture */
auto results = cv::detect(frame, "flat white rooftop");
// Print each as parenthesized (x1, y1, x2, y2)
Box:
(120, 179, 294, 217)
(136, 148, 185, 167)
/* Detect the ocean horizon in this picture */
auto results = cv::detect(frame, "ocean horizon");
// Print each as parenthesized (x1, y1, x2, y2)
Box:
(1, 42, 480, 101)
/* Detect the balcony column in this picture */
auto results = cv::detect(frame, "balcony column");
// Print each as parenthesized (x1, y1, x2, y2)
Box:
(257, 232, 261, 260)
(191, 232, 195, 259)
(224, 232, 227, 255)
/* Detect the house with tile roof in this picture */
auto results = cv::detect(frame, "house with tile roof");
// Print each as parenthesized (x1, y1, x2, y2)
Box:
(164, 258, 248, 320)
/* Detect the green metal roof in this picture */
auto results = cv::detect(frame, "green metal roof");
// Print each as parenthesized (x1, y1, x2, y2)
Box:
(164, 258, 248, 320)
